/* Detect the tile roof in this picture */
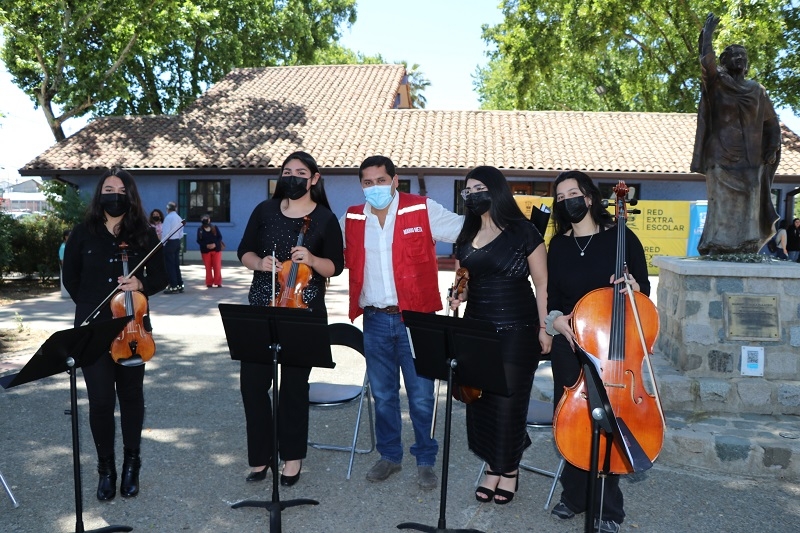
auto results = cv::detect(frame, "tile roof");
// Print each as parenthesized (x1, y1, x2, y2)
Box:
(20, 64, 800, 176)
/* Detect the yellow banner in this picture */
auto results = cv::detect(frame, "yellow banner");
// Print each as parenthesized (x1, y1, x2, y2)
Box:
(514, 196, 692, 275)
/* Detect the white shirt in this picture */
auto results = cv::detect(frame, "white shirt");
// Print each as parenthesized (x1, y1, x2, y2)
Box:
(162, 210, 184, 241)
(340, 193, 463, 308)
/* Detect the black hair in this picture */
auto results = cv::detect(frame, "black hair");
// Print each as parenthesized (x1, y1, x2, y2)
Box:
(455, 166, 527, 250)
(273, 151, 332, 211)
(359, 155, 396, 180)
(149, 208, 164, 224)
(551, 170, 613, 236)
(86, 167, 151, 248)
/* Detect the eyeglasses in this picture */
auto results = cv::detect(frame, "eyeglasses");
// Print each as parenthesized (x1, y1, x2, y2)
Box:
(460, 185, 488, 200)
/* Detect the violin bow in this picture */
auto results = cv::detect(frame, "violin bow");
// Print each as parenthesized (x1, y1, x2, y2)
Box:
(81, 220, 186, 326)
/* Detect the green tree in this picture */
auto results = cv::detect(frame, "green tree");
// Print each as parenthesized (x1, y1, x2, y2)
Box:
(41, 180, 89, 227)
(477, 0, 799, 113)
(403, 62, 431, 109)
(0, 0, 357, 140)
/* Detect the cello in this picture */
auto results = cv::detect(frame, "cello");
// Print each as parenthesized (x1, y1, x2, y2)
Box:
(109, 242, 156, 366)
(552, 181, 665, 474)
(273, 216, 313, 308)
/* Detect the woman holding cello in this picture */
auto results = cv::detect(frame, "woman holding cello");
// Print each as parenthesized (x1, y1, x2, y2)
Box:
(237, 151, 344, 485)
(62, 168, 168, 501)
(449, 166, 550, 505)
(546, 171, 652, 533)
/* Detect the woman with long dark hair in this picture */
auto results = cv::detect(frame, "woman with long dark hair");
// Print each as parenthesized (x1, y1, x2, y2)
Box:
(546, 170, 650, 533)
(62, 168, 168, 501)
(237, 151, 344, 486)
(450, 165, 550, 504)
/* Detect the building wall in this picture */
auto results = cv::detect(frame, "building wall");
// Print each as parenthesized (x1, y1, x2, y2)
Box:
(50, 172, 800, 259)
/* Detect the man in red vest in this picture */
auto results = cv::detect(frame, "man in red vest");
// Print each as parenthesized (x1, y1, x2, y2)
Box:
(342, 155, 462, 489)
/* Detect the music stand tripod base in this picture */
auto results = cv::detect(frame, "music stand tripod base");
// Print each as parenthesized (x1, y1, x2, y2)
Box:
(220, 304, 333, 533)
(0, 317, 134, 533)
(397, 311, 508, 533)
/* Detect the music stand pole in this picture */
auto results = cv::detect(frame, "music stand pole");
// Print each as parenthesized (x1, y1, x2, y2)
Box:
(230, 341, 318, 532)
(397, 311, 507, 533)
(219, 304, 334, 533)
(0, 317, 134, 533)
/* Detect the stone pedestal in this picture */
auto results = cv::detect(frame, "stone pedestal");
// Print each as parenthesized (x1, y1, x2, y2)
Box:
(653, 256, 800, 415)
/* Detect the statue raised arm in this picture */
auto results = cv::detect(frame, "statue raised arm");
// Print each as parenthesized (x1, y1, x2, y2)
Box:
(690, 12, 781, 255)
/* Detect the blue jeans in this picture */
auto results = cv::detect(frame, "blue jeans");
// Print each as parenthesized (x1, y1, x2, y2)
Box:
(362, 308, 438, 466)
(164, 239, 183, 287)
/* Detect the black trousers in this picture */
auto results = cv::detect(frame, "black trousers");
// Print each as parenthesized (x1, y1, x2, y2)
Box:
(240, 361, 311, 466)
(551, 335, 625, 524)
(81, 353, 145, 457)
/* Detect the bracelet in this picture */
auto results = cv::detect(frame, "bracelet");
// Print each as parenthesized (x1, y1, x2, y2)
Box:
(544, 310, 563, 336)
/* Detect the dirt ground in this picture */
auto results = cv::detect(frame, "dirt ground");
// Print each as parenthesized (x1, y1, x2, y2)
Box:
(0, 278, 59, 356)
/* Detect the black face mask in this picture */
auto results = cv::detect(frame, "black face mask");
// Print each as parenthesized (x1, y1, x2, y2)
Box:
(152, 217, 161, 222)
(100, 193, 130, 217)
(464, 191, 492, 216)
(279, 175, 310, 200)
(202, 220, 210, 227)
(557, 196, 590, 223)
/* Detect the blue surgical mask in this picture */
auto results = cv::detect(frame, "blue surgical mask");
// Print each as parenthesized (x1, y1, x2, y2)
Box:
(364, 185, 394, 210)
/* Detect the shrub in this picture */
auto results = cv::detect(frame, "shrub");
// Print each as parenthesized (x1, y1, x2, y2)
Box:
(10, 215, 69, 281)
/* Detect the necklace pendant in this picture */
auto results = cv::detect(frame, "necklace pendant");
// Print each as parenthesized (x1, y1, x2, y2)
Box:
(580, 251, 585, 257)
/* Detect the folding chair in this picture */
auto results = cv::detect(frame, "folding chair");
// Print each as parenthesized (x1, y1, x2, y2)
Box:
(475, 397, 565, 510)
(1, 467, 19, 508)
(308, 323, 375, 479)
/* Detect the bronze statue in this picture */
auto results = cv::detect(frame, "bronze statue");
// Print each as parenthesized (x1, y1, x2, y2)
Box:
(691, 13, 782, 255)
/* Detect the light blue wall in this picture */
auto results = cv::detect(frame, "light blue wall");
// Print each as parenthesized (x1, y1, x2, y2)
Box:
(55, 172, 798, 258)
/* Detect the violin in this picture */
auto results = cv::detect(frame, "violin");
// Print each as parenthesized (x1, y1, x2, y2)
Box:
(273, 216, 312, 308)
(109, 242, 155, 367)
(447, 267, 482, 404)
(552, 181, 665, 474)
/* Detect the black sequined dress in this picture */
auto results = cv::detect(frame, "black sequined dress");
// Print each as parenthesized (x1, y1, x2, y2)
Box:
(457, 220, 544, 472)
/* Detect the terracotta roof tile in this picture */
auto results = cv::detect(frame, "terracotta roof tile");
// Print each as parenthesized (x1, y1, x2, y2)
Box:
(20, 64, 800, 176)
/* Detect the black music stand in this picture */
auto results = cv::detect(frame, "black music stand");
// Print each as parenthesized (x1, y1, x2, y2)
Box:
(397, 311, 509, 533)
(218, 304, 335, 533)
(574, 345, 651, 533)
(0, 316, 132, 533)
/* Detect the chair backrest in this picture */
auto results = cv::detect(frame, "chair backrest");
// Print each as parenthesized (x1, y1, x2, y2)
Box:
(328, 323, 364, 355)
(526, 398, 555, 428)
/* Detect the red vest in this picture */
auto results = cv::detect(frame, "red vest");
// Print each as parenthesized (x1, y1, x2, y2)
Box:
(344, 192, 442, 321)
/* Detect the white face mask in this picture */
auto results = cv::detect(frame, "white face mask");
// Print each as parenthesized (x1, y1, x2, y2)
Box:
(364, 185, 393, 210)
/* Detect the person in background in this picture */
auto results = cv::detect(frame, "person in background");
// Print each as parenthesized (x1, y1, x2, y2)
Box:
(149, 209, 164, 240)
(237, 151, 344, 486)
(545, 170, 650, 533)
(774, 219, 789, 260)
(787, 218, 800, 262)
(449, 165, 550, 505)
(62, 167, 168, 501)
(341, 155, 463, 490)
(161, 202, 184, 293)
(197, 214, 224, 288)
(59, 229, 71, 297)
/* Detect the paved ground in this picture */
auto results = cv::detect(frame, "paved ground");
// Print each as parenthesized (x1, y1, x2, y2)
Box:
(1, 263, 799, 532)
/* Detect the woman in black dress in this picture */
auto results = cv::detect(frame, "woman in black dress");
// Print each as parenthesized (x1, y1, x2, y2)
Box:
(62, 168, 168, 501)
(545, 171, 650, 533)
(237, 151, 344, 486)
(450, 165, 550, 504)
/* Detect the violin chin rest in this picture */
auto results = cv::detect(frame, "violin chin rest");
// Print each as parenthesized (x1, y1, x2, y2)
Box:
(117, 355, 145, 367)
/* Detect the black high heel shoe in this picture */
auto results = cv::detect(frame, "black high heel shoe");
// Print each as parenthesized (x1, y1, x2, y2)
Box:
(120, 447, 141, 497)
(493, 471, 519, 505)
(246, 467, 267, 482)
(280, 461, 302, 487)
(475, 470, 500, 503)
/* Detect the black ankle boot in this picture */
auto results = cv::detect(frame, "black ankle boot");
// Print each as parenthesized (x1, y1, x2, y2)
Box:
(96, 454, 117, 501)
(120, 447, 141, 497)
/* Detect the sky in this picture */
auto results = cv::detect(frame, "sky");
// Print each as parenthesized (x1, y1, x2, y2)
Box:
(1, 0, 799, 185)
